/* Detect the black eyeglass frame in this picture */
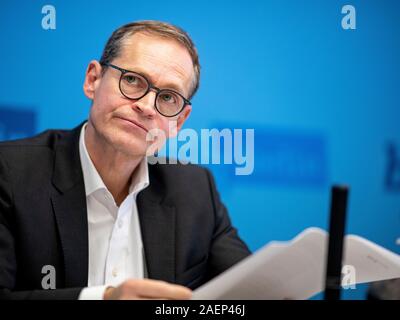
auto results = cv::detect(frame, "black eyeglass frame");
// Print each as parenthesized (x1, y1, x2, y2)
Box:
(101, 62, 192, 117)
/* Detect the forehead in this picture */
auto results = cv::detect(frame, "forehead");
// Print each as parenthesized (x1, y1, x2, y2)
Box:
(115, 32, 194, 95)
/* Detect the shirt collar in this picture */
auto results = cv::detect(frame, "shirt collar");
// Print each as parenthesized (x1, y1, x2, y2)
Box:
(79, 122, 150, 197)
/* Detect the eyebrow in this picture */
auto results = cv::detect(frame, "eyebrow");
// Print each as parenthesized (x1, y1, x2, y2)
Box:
(124, 66, 187, 97)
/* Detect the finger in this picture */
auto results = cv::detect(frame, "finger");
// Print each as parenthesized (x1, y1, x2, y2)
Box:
(130, 279, 192, 300)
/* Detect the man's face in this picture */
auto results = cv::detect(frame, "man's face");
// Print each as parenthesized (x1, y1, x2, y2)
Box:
(83, 32, 194, 157)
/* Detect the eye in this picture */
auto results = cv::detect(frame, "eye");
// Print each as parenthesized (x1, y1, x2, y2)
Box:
(160, 92, 177, 104)
(123, 75, 138, 84)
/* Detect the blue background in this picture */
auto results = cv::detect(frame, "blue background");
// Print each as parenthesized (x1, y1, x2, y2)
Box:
(1, 0, 399, 299)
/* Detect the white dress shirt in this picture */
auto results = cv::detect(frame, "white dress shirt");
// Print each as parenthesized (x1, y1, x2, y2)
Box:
(78, 123, 150, 299)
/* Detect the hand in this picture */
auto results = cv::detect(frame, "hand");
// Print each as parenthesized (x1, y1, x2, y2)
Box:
(103, 279, 192, 300)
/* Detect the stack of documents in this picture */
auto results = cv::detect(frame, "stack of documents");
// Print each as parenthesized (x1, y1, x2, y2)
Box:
(192, 228, 400, 299)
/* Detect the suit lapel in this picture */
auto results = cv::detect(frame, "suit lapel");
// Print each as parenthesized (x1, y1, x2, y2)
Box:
(51, 123, 89, 287)
(137, 170, 176, 284)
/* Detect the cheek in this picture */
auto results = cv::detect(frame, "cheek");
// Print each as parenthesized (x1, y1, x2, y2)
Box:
(91, 90, 122, 121)
(157, 118, 177, 138)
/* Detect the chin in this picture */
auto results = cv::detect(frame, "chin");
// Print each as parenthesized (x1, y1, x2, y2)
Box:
(120, 141, 149, 158)
(105, 132, 147, 158)
(117, 143, 146, 158)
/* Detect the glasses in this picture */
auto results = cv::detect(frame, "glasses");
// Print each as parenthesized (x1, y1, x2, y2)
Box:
(101, 63, 191, 117)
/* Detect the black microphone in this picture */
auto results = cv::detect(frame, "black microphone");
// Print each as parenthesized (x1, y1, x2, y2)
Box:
(324, 185, 349, 300)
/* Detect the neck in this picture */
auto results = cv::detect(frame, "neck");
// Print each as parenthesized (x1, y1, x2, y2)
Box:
(84, 122, 142, 206)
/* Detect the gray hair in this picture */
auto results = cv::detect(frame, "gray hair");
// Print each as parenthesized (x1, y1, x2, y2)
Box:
(99, 20, 200, 99)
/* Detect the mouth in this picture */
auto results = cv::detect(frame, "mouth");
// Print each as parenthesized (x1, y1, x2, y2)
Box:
(116, 116, 149, 133)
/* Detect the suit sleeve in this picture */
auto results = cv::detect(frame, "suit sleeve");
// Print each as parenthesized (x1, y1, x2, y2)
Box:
(204, 168, 251, 278)
(0, 151, 83, 300)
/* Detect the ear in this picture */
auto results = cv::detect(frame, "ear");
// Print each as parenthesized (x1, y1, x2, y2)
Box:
(83, 60, 103, 100)
(169, 105, 192, 138)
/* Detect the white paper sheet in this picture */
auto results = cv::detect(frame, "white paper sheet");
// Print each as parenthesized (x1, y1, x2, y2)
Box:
(192, 227, 400, 300)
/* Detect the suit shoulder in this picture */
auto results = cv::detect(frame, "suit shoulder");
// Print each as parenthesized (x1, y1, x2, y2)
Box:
(148, 160, 215, 197)
(0, 127, 77, 169)
(0, 128, 70, 149)
(150, 159, 210, 179)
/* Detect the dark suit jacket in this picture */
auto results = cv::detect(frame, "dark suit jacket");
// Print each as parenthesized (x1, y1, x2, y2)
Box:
(0, 122, 250, 299)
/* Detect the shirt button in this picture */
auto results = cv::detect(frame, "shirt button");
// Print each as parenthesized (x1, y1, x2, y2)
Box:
(112, 267, 118, 277)
(118, 220, 123, 228)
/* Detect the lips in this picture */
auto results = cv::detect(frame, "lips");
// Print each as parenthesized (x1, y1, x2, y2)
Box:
(116, 116, 148, 133)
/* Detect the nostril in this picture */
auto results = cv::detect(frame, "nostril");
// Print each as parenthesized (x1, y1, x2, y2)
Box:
(132, 104, 143, 112)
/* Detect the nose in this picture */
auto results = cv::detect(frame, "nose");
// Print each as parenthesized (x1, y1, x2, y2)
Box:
(131, 90, 157, 118)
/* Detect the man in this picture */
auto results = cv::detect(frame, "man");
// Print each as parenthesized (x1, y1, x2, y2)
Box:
(0, 20, 250, 300)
